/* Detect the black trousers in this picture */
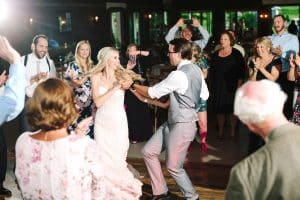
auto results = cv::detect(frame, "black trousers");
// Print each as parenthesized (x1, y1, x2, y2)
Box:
(0, 126, 7, 184)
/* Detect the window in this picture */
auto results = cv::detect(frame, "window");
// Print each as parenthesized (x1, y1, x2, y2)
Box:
(225, 10, 258, 41)
(58, 12, 72, 32)
(129, 12, 140, 45)
(180, 11, 213, 34)
(271, 5, 299, 22)
(149, 11, 169, 44)
(111, 11, 122, 49)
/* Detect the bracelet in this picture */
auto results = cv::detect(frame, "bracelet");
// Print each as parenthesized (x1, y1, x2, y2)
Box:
(143, 99, 148, 103)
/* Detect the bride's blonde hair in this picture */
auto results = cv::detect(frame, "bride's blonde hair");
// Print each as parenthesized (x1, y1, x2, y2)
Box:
(87, 46, 144, 82)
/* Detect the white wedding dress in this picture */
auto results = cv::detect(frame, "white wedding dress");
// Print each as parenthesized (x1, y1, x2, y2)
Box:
(94, 86, 142, 199)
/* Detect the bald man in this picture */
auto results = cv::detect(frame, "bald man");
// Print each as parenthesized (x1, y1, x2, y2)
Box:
(225, 80, 300, 199)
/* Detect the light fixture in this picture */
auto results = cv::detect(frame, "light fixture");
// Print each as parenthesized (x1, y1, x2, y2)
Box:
(94, 16, 99, 22)
(29, 18, 34, 24)
(0, 0, 9, 22)
(259, 12, 269, 19)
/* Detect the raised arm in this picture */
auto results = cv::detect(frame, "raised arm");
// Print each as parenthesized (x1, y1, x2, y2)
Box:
(192, 18, 210, 49)
(287, 54, 300, 81)
(165, 18, 184, 44)
(0, 36, 25, 125)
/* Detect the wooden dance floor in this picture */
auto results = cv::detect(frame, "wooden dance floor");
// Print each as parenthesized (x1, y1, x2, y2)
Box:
(3, 114, 250, 199)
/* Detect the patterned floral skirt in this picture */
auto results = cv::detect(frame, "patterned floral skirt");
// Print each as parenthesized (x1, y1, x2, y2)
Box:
(291, 95, 300, 125)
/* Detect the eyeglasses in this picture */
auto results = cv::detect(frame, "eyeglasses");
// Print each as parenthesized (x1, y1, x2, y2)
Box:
(167, 51, 177, 56)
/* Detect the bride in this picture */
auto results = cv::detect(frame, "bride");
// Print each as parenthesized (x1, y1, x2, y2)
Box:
(90, 47, 143, 199)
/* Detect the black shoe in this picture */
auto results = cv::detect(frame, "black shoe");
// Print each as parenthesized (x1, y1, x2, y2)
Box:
(0, 187, 12, 197)
(151, 191, 171, 200)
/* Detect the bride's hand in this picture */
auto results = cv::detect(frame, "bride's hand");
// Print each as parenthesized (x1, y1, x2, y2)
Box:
(111, 81, 121, 90)
(119, 73, 133, 90)
(120, 78, 133, 90)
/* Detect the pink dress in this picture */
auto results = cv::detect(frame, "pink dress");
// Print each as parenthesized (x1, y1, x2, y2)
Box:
(94, 87, 142, 199)
(15, 132, 106, 199)
(15, 131, 142, 200)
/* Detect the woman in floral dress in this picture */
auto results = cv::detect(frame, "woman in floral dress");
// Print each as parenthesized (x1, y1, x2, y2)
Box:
(65, 40, 95, 138)
(15, 78, 107, 199)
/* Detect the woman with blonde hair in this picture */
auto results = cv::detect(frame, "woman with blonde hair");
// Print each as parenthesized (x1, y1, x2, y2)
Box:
(91, 46, 142, 199)
(65, 40, 95, 138)
(248, 36, 281, 81)
(247, 37, 281, 154)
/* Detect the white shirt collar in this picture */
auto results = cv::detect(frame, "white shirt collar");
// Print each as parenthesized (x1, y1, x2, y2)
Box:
(177, 59, 191, 69)
(272, 31, 288, 37)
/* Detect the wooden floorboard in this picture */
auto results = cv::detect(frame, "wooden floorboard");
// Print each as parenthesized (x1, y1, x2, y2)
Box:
(128, 158, 227, 200)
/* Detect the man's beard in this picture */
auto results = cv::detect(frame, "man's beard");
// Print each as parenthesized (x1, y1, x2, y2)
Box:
(34, 50, 46, 59)
(275, 25, 285, 34)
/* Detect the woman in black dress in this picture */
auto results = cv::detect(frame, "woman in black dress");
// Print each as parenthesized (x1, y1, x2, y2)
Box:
(124, 44, 153, 143)
(210, 31, 245, 140)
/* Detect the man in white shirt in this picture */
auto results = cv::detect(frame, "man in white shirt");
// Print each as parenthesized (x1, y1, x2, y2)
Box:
(269, 15, 299, 118)
(23, 34, 56, 98)
(165, 18, 210, 50)
(133, 38, 201, 200)
(19, 34, 56, 131)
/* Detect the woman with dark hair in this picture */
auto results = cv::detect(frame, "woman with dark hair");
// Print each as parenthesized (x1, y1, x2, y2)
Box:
(125, 43, 153, 143)
(65, 40, 95, 138)
(210, 30, 245, 140)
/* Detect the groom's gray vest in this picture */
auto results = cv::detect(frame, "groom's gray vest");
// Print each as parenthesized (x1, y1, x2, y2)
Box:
(168, 63, 202, 124)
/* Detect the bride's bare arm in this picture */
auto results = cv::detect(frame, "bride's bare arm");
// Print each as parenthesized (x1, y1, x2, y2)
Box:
(91, 73, 121, 108)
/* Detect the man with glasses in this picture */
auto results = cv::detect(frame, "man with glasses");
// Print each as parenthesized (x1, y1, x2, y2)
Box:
(132, 38, 202, 200)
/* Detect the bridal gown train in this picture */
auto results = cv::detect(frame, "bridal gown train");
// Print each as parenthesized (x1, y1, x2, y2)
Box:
(94, 86, 142, 199)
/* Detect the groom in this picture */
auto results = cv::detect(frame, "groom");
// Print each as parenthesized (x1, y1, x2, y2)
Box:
(132, 38, 201, 200)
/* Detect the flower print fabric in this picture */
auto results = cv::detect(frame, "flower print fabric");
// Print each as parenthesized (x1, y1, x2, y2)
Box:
(15, 132, 107, 199)
(65, 61, 95, 138)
